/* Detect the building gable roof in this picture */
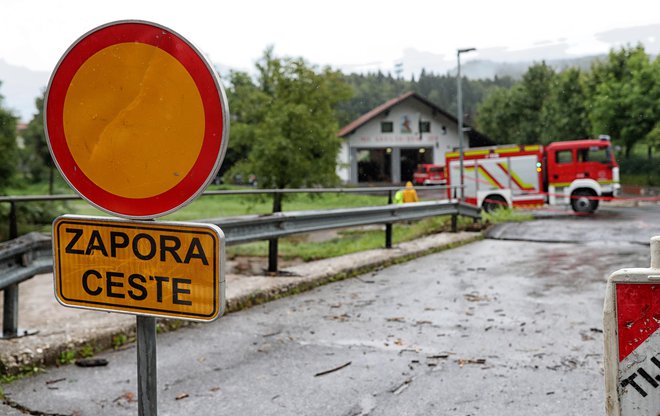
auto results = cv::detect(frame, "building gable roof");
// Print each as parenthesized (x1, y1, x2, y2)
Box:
(337, 91, 458, 138)
(337, 91, 494, 147)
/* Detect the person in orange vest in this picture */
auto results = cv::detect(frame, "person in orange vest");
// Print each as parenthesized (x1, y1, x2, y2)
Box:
(402, 181, 419, 203)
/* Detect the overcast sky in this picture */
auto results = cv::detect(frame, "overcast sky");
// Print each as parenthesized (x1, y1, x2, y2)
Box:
(2, 0, 660, 121)
(4, 0, 660, 74)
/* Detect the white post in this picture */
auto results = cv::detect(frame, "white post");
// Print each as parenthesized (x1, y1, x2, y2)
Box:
(650, 236, 660, 268)
(603, 236, 660, 416)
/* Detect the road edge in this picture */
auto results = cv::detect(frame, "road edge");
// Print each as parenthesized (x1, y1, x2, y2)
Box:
(0, 231, 482, 377)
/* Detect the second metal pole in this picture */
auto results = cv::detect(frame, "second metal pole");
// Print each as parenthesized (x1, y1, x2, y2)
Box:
(269, 192, 283, 273)
(457, 52, 464, 201)
(137, 315, 157, 416)
(386, 190, 393, 248)
(456, 47, 476, 202)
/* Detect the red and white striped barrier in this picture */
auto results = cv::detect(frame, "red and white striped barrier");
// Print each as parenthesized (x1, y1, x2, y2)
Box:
(604, 237, 660, 415)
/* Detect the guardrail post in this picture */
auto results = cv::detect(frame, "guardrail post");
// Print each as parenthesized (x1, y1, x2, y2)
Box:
(451, 214, 458, 233)
(385, 190, 393, 249)
(3, 203, 20, 339)
(268, 239, 278, 273)
(268, 192, 282, 274)
(3, 284, 19, 338)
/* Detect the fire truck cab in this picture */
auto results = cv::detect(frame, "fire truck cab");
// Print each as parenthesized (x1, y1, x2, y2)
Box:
(445, 138, 619, 214)
(413, 164, 446, 186)
(543, 139, 620, 213)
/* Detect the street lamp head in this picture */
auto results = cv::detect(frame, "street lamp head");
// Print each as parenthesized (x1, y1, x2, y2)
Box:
(458, 47, 476, 55)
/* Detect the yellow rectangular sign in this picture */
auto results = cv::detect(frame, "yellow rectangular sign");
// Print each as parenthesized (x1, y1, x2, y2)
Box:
(53, 215, 225, 321)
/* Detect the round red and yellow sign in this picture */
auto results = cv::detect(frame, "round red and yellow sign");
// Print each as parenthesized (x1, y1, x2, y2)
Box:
(45, 21, 229, 219)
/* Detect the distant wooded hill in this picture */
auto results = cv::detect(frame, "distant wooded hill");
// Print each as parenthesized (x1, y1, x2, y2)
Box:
(0, 54, 609, 125)
(336, 55, 608, 127)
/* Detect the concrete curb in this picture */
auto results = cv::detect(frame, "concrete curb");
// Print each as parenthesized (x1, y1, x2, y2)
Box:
(0, 231, 482, 376)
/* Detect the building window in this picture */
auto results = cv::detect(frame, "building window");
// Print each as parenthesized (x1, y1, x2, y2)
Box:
(381, 121, 393, 133)
(419, 121, 431, 133)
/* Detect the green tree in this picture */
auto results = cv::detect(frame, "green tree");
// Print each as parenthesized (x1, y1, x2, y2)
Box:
(337, 71, 405, 126)
(220, 70, 268, 180)
(475, 86, 521, 144)
(646, 119, 660, 158)
(21, 91, 56, 193)
(586, 45, 660, 157)
(0, 82, 18, 193)
(515, 62, 557, 144)
(337, 70, 514, 128)
(539, 67, 591, 143)
(476, 62, 556, 144)
(646, 50, 660, 158)
(227, 47, 352, 209)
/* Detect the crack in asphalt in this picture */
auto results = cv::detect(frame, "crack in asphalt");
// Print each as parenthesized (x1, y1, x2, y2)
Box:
(2, 397, 71, 416)
(486, 235, 584, 244)
(486, 234, 650, 246)
(485, 222, 652, 246)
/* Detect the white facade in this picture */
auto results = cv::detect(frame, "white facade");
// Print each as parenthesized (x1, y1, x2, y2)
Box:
(337, 94, 463, 184)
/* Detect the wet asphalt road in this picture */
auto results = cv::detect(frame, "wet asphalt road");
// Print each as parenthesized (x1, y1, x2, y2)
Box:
(2, 205, 659, 416)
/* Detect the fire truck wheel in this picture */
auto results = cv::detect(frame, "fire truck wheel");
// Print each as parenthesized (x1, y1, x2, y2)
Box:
(571, 189, 598, 213)
(482, 195, 508, 213)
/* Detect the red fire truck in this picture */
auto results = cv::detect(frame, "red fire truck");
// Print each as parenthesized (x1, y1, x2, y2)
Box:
(445, 138, 620, 213)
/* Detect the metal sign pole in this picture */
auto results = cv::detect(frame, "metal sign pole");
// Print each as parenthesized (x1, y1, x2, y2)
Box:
(137, 315, 157, 416)
(45, 21, 228, 416)
(456, 47, 476, 202)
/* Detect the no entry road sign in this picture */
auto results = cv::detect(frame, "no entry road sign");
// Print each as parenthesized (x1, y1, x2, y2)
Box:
(45, 21, 229, 219)
(53, 215, 225, 321)
(604, 236, 660, 416)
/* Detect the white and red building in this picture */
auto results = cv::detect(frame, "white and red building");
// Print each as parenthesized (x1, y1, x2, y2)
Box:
(336, 92, 493, 184)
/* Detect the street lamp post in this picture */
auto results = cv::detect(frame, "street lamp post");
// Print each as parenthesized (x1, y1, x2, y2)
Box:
(457, 47, 476, 201)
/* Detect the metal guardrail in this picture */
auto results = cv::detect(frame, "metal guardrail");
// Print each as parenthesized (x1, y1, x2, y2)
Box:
(0, 185, 452, 240)
(0, 232, 53, 338)
(0, 189, 477, 339)
(0, 232, 53, 291)
(212, 200, 477, 244)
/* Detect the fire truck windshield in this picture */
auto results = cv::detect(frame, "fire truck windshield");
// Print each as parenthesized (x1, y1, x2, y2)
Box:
(578, 145, 612, 163)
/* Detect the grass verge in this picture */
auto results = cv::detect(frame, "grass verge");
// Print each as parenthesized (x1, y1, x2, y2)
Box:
(481, 208, 534, 224)
(227, 215, 476, 261)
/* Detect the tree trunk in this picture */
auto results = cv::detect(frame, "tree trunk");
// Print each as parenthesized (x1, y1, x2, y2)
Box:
(48, 166, 54, 195)
(272, 192, 283, 214)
